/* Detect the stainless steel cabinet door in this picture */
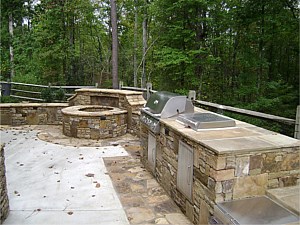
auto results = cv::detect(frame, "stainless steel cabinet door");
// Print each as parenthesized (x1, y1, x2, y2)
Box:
(177, 140, 193, 200)
(148, 132, 156, 172)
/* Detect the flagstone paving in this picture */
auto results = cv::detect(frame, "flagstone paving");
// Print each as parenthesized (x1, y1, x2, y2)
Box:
(104, 145, 192, 224)
(0, 125, 191, 225)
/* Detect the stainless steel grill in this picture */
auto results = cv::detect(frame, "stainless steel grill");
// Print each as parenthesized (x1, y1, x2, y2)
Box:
(140, 91, 194, 134)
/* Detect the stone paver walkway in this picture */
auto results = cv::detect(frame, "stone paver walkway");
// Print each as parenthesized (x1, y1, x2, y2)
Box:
(104, 145, 192, 224)
(0, 126, 192, 225)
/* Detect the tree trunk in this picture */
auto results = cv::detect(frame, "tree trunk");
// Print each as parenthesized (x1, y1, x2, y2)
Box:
(9, 13, 14, 80)
(110, 0, 119, 89)
(133, 0, 138, 87)
(141, 0, 148, 88)
(69, 14, 75, 84)
(258, 2, 265, 95)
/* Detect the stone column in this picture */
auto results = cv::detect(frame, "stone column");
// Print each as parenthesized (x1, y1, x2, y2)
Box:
(0, 144, 9, 224)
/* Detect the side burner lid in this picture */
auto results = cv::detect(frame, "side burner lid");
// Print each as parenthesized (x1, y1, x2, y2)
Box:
(176, 112, 236, 130)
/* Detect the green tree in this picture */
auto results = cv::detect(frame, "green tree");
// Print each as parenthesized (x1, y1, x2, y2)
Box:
(1, 0, 298, 121)
(148, 0, 299, 118)
(0, 0, 25, 81)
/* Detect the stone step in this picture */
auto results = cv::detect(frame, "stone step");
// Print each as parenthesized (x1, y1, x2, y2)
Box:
(266, 185, 300, 216)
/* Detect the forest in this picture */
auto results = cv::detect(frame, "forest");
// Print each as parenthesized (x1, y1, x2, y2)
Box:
(1, 0, 299, 120)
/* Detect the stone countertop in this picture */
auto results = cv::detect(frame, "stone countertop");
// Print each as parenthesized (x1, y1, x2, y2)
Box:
(61, 105, 128, 116)
(267, 185, 300, 216)
(0, 103, 69, 107)
(160, 108, 300, 155)
(75, 88, 143, 95)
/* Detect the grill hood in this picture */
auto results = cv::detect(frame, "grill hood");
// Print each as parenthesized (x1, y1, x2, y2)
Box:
(144, 91, 194, 119)
(141, 91, 194, 134)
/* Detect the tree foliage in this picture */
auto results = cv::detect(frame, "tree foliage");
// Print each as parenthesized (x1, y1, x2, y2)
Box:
(0, 0, 299, 118)
(149, 0, 299, 119)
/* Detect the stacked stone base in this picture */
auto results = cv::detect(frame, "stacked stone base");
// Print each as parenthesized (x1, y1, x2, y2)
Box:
(0, 144, 9, 224)
(140, 121, 300, 224)
(0, 103, 68, 125)
(62, 106, 128, 139)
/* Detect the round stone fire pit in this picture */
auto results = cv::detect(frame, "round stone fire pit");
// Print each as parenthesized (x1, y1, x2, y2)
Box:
(62, 105, 127, 139)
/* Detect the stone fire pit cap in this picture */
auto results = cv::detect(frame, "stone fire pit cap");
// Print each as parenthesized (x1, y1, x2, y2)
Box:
(62, 105, 127, 117)
(75, 88, 143, 95)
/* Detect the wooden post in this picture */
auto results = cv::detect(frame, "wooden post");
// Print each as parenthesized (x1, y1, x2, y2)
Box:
(188, 90, 196, 100)
(294, 105, 300, 139)
(119, 81, 123, 90)
(217, 105, 224, 115)
(146, 82, 152, 100)
(1, 81, 12, 96)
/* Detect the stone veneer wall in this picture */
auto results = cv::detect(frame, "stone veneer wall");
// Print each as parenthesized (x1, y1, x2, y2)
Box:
(0, 144, 9, 224)
(129, 112, 141, 134)
(140, 123, 300, 224)
(68, 89, 145, 109)
(68, 89, 146, 135)
(0, 90, 145, 136)
(0, 103, 68, 126)
(62, 106, 128, 139)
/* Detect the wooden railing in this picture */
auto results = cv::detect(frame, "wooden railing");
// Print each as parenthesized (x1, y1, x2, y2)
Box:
(193, 100, 298, 138)
(119, 81, 156, 100)
(0, 81, 96, 102)
(1, 81, 298, 138)
(0, 81, 155, 102)
(193, 100, 295, 125)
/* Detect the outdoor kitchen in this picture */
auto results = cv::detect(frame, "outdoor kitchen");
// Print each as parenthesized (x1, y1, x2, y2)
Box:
(0, 88, 299, 225)
(140, 91, 300, 224)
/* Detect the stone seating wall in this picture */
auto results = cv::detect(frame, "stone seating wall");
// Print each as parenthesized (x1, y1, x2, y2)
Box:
(0, 103, 68, 126)
(0, 89, 146, 136)
(67, 89, 146, 135)
(0, 144, 9, 224)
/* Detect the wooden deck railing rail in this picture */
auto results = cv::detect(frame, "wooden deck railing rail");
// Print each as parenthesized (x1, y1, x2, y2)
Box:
(119, 81, 156, 99)
(0, 81, 298, 138)
(193, 100, 296, 126)
(0, 81, 96, 102)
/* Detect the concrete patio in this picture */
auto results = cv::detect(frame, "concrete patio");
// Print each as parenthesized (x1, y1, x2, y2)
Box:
(0, 125, 192, 225)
